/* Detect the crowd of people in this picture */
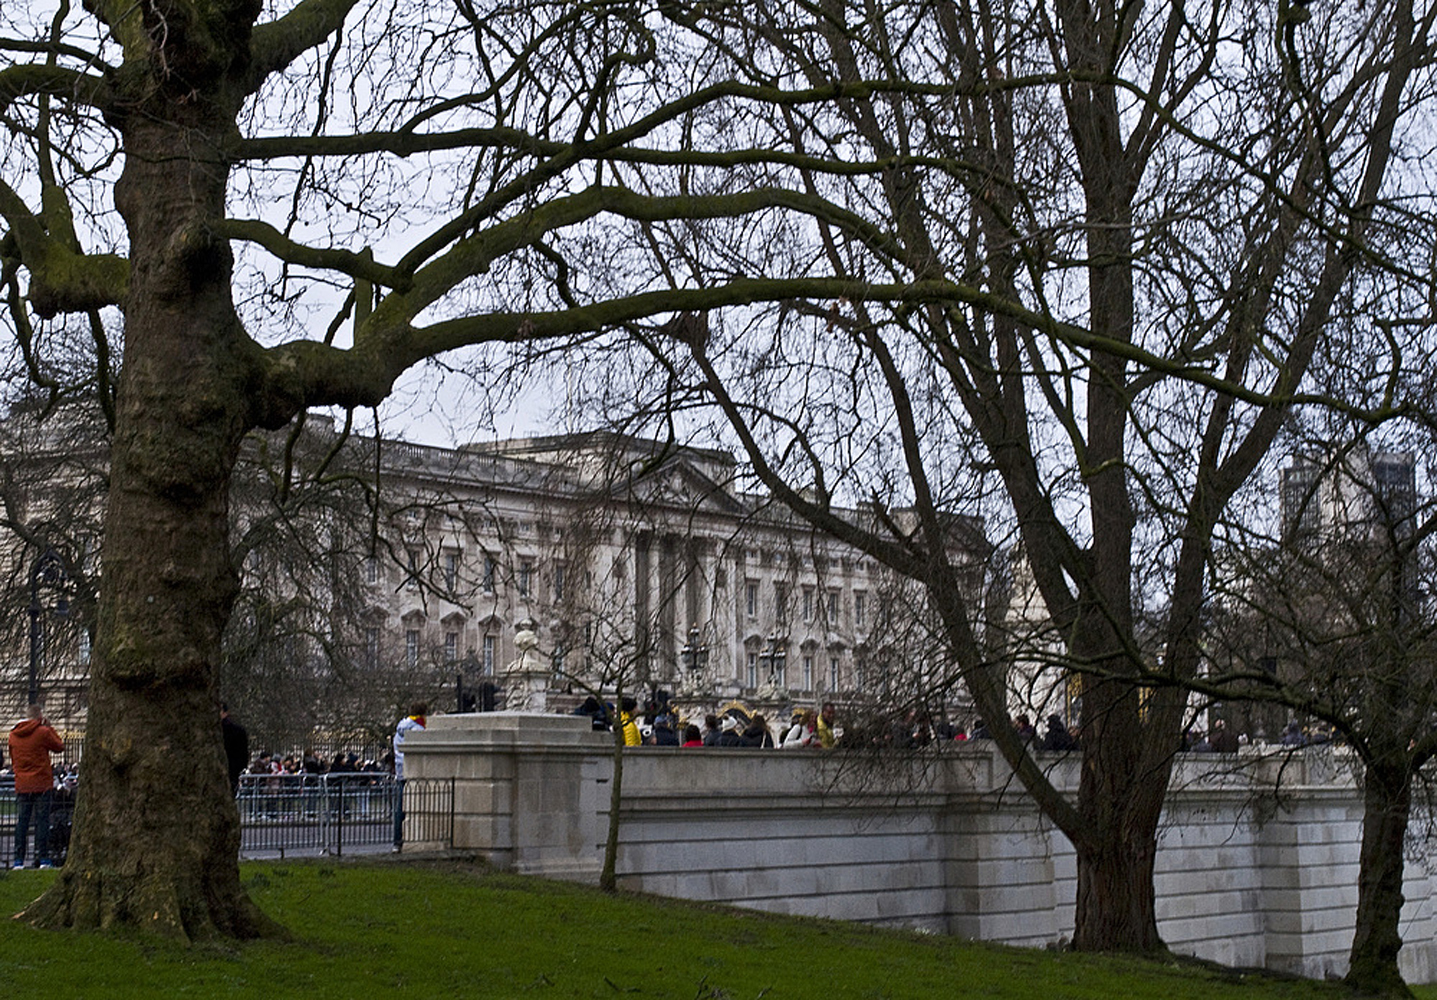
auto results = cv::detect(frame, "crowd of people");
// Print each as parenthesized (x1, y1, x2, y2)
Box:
(564, 695, 1344, 758)
(221, 703, 393, 794)
(573, 695, 843, 750)
(1181, 718, 1338, 751)
(243, 750, 392, 781)
(0, 694, 1338, 874)
(0, 694, 1351, 872)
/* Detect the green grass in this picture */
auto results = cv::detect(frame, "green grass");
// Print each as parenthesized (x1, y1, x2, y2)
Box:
(0, 858, 1427, 999)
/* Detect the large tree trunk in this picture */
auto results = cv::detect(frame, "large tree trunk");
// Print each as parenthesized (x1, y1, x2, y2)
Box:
(1069, 676, 1170, 953)
(19, 112, 277, 940)
(1345, 758, 1415, 997)
(1072, 821, 1163, 952)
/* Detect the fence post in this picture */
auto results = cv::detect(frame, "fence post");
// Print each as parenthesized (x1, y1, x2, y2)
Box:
(335, 776, 345, 857)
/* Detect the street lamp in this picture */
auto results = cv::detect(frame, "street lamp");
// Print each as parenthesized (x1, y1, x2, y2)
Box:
(679, 623, 708, 680)
(758, 629, 786, 689)
(27, 548, 69, 706)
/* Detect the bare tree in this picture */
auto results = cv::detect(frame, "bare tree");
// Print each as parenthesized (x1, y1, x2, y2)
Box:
(0, 397, 105, 721)
(1, 0, 883, 936)
(576, 0, 1437, 963)
(1195, 418, 1437, 995)
(0, 400, 449, 755)
(6, 0, 1435, 966)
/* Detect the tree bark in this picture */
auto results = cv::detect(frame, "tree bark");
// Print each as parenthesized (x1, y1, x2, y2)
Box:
(1072, 823, 1164, 953)
(1345, 758, 1415, 997)
(1070, 677, 1171, 953)
(19, 111, 279, 940)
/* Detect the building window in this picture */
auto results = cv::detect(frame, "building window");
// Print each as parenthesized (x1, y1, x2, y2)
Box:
(854, 591, 866, 628)
(78, 631, 91, 667)
(405, 629, 420, 668)
(365, 555, 378, 585)
(802, 588, 814, 623)
(745, 581, 758, 619)
(482, 555, 496, 593)
(364, 627, 380, 668)
(775, 582, 788, 623)
(829, 657, 840, 690)
(747, 652, 758, 688)
(826, 589, 839, 621)
(482, 633, 496, 674)
(802, 655, 813, 691)
(443, 551, 459, 592)
(518, 560, 533, 597)
(554, 563, 566, 602)
(552, 641, 566, 673)
(405, 548, 420, 590)
(444, 631, 458, 664)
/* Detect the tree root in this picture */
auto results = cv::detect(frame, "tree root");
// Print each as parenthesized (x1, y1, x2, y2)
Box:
(17, 864, 286, 943)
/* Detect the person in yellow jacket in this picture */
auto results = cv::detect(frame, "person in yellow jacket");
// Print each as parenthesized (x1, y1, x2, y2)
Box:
(619, 697, 641, 746)
(817, 702, 838, 749)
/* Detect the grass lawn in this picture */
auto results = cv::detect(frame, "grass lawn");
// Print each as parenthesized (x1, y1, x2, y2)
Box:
(0, 857, 1429, 999)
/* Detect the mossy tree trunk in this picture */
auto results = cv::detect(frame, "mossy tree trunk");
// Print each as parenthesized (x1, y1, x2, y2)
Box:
(19, 67, 279, 937)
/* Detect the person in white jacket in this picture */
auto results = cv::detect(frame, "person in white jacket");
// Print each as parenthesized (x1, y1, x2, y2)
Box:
(781, 708, 818, 749)
(391, 702, 427, 851)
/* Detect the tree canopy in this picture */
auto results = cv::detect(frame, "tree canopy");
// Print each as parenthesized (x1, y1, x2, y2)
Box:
(553, 0, 1437, 987)
(0, 0, 907, 939)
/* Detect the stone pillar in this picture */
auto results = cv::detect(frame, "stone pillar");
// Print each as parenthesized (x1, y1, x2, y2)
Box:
(402, 712, 609, 877)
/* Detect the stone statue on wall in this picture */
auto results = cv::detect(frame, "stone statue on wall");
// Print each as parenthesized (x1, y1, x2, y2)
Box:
(503, 619, 550, 713)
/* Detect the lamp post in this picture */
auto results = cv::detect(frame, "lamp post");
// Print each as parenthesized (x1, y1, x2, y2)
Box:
(679, 623, 708, 686)
(758, 629, 786, 691)
(27, 548, 69, 706)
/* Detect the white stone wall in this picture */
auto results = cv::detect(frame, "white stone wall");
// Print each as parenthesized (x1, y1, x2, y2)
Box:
(405, 714, 1437, 983)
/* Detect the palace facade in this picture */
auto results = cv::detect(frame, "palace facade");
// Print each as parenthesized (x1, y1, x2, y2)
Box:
(0, 407, 992, 744)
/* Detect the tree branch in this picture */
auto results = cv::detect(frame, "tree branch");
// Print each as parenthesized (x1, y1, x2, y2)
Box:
(0, 179, 128, 317)
(244, 0, 361, 94)
(213, 218, 395, 287)
(0, 63, 110, 117)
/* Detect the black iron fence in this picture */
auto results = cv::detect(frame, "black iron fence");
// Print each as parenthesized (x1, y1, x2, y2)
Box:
(236, 773, 454, 858)
(0, 775, 454, 864)
(0, 779, 75, 866)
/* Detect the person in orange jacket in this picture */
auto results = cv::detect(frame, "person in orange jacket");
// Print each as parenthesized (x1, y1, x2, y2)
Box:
(9, 703, 64, 869)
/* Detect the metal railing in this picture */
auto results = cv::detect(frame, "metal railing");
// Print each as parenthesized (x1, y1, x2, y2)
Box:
(236, 773, 454, 858)
(397, 777, 458, 849)
(0, 779, 75, 865)
(0, 775, 453, 864)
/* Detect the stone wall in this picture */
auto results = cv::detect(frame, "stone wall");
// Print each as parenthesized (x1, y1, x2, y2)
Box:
(403, 712, 1437, 983)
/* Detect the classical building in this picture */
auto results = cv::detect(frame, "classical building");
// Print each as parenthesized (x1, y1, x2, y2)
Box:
(0, 406, 992, 744)
(1209, 446, 1425, 741)
(346, 430, 991, 725)
(1279, 448, 1416, 547)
